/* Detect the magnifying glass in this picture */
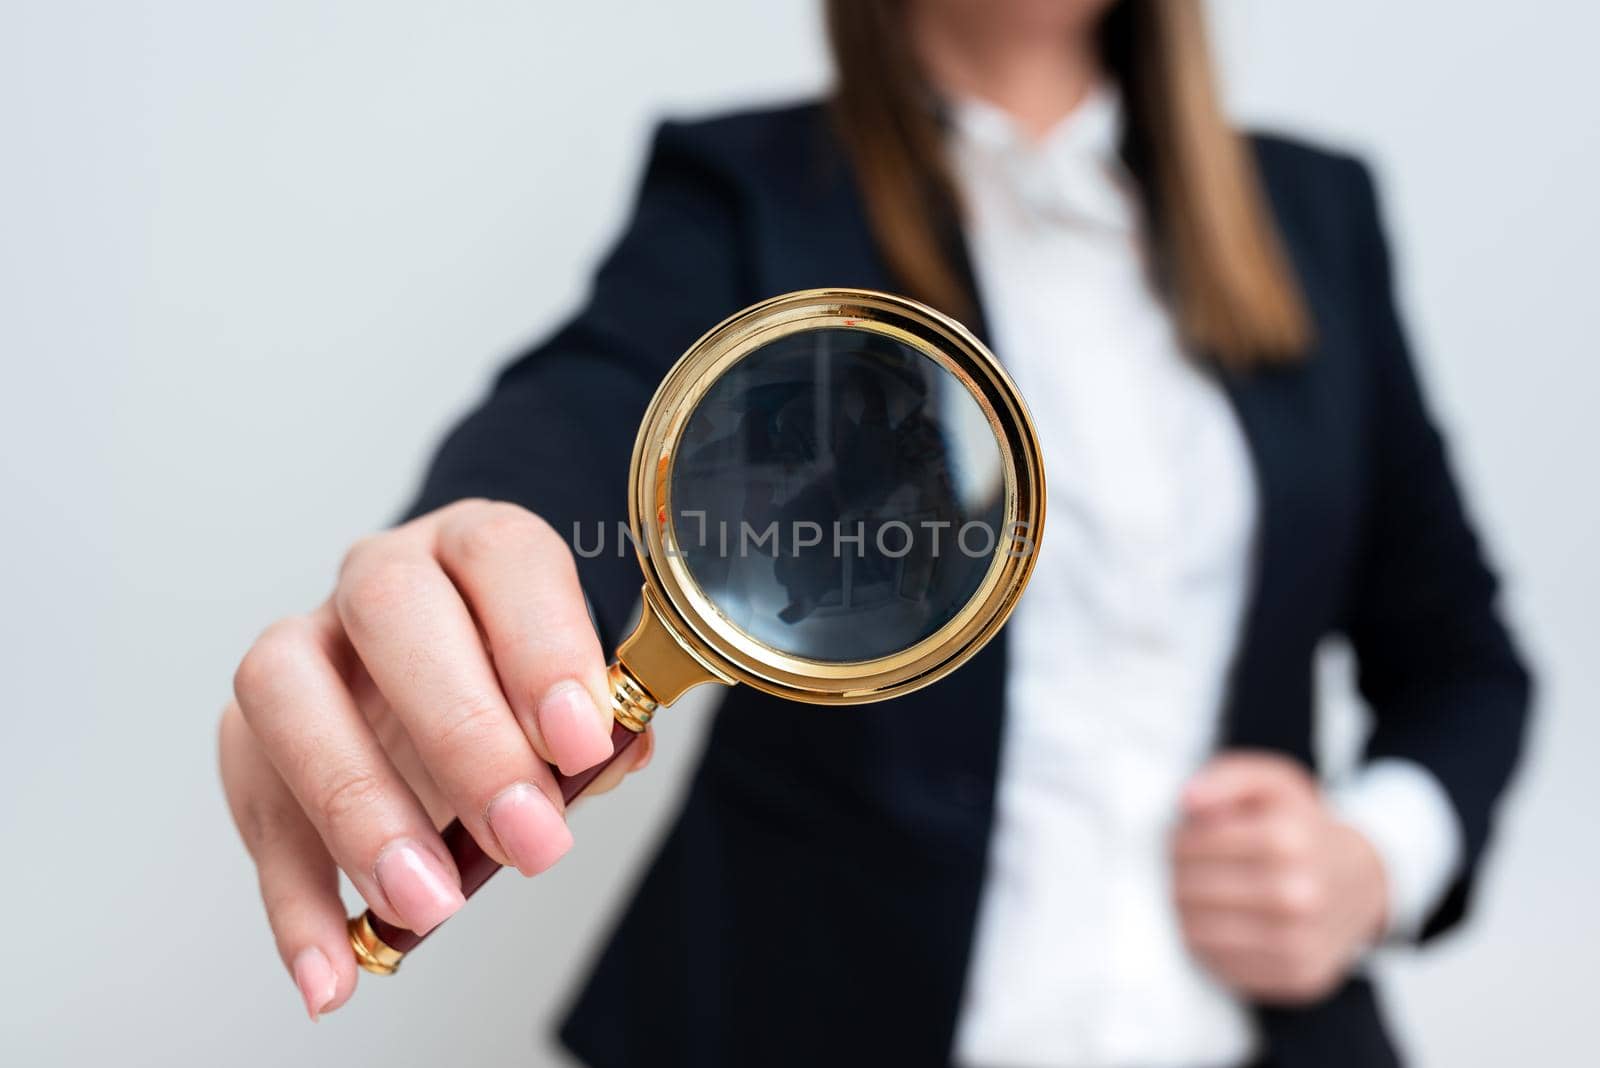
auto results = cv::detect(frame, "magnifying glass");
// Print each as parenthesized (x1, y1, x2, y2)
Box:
(349, 288, 1045, 975)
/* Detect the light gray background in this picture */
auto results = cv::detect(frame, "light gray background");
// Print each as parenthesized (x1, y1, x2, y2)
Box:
(1, 2, 1594, 1064)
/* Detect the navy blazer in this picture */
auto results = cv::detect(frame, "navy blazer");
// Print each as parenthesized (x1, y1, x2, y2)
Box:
(409, 102, 1532, 1068)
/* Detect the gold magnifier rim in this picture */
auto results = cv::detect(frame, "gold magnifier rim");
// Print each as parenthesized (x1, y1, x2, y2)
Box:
(628, 288, 1045, 705)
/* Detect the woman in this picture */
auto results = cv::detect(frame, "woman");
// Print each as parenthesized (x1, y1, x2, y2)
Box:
(218, 2, 1531, 1065)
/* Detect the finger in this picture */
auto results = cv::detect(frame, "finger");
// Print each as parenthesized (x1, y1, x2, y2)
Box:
(1182, 751, 1316, 818)
(565, 726, 655, 809)
(1180, 909, 1283, 956)
(434, 501, 613, 775)
(1188, 930, 1340, 1006)
(1174, 860, 1324, 921)
(1174, 861, 1269, 912)
(1173, 811, 1314, 866)
(234, 611, 465, 933)
(335, 539, 574, 879)
(220, 702, 358, 1019)
(1191, 945, 1315, 1003)
(345, 657, 453, 827)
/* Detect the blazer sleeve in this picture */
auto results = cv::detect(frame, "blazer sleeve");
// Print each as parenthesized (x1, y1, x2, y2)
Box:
(1341, 158, 1534, 941)
(401, 121, 747, 647)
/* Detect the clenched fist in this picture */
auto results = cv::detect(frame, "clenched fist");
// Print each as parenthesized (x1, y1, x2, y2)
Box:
(1172, 752, 1389, 1005)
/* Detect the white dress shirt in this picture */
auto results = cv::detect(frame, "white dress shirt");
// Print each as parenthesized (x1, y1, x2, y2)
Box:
(945, 87, 1463, 1068)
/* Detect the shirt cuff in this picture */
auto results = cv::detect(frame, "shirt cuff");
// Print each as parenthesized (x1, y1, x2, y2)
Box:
(1330, 758, 1463, 942)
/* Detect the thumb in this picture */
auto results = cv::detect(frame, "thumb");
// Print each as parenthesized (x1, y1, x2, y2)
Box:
(1182, 751, 1314, 818)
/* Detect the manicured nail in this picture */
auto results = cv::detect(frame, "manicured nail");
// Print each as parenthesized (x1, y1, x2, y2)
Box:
(487, 782, 573, 876)
(292, 946, 337, 1022)
(538, 680, 613, 775)
(373, 839, 465, 935)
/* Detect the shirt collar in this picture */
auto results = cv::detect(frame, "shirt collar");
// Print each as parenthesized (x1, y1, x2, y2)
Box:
(948, 84, 1134, 232)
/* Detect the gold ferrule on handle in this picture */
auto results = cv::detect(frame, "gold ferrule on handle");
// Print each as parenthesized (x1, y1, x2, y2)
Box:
(349, 913, 404, 976)
(608, 660, 657, 732)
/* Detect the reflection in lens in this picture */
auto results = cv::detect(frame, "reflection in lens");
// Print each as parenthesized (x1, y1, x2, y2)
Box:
(670, 327, 1008, 662)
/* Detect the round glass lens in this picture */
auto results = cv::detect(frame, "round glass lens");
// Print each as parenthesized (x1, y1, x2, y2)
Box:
(668, 327, 1010, 662)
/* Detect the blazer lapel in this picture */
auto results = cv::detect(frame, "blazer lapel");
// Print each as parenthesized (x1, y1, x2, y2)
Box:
(1217, 366, 1319, 760)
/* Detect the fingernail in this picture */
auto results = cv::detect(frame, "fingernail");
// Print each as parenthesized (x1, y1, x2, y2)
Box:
(487, 782, 573, 876)
(292, 946, 337, 1022)
(373, 839, 466, 935)
(538, 680, 613, 775)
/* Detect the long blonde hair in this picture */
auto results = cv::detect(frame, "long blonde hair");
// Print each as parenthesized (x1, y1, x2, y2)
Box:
(825, 0, 1311, 365)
